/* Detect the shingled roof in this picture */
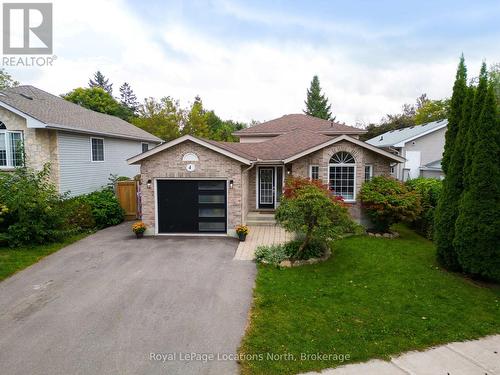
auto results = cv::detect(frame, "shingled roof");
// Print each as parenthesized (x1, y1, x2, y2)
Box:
(233, 113, 365, 136)
(0, 85, 161, 143)
(206, 129, 333, 161)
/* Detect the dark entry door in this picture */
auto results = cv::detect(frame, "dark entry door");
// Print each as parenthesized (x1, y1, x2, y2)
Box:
(258, 168, 275, 209)
(157, 180, 227, 233)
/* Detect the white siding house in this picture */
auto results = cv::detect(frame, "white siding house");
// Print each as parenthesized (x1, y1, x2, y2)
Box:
(0, 85, 161, 195)
(366, 119, 447, 180)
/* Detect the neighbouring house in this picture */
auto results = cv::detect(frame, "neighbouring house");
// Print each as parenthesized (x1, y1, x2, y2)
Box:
(366, 119, 447, 180)
(128, 114, 404, 236)
(0, 85, 161, 195)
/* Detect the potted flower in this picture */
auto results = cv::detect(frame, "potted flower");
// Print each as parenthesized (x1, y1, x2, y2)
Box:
(236, 225, 249, 241)
(132, 221, 147, 238)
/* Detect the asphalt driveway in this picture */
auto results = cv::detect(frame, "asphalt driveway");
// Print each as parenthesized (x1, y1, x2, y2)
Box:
(0, 224, 256, 375)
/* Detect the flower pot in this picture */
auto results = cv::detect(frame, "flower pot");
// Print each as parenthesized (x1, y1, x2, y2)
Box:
(135, 232, 144, 239)
(238, 232, 247, 242)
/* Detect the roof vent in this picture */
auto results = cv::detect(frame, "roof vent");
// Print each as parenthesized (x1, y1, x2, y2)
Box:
(330, 120, 334, 127)
(379, 136, 383, 141)
(20, 93, 33, 100)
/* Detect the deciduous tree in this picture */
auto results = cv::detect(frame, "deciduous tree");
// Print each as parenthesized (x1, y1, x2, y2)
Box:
(132, 97, 182, 141)
(62, 87, 127, 119)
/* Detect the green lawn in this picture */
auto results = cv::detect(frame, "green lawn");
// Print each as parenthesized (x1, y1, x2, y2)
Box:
(238, 226, 500, 375)
(0, 233, 89, 282)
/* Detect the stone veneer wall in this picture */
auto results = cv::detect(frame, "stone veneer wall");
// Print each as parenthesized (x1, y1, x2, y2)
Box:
(290, 140, 391, 221)
(0, 107, 59, 187)
(139, 141, 245, 235)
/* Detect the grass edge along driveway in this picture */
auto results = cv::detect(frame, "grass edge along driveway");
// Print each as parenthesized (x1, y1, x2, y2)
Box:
(238, 226, 500, 375)
(0, 233, 89, 282)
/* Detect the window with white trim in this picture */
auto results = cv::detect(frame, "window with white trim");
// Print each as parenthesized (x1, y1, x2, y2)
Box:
(364, 165, 373, 182)
(310, 165, 319, 180)
(141, 142, 149, 153)
(0, 128, 24, 168)
(329, 151, 356, 201)
(91, 137, 104, 162)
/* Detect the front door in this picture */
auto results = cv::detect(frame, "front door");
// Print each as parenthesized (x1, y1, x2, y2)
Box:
(258, 167, 274, 209)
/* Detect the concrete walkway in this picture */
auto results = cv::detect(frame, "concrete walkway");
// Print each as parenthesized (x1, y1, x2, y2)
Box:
(302, 334, 500, 375)
(233, 225, 294, 260)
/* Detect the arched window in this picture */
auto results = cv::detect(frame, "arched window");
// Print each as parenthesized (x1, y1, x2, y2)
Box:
(329, 151, 356, 201)
(182, 152, 199, 162)
(330, 151, 355, 164)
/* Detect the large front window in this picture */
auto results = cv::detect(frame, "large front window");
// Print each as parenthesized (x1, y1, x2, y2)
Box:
(0, 128, 24, 168)
(329, 151, 355, 201)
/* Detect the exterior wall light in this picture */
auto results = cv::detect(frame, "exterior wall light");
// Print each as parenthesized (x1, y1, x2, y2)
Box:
(147, 179, 152, 189)
(229, 180, 234, 189)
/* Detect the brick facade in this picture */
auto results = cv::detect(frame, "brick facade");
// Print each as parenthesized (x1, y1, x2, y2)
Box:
(289, 140, 391, 221)
(137, 139, 394, 235)
(139, 141, 245, 235)
(0, 107, 59, 186)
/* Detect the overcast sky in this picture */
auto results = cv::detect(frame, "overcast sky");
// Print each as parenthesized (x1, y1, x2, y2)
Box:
(6, 0, 500, 125)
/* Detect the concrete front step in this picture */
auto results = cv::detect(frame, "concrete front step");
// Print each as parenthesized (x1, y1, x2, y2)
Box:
(246, 212, 276, 226)
(246, 220, 277, 226)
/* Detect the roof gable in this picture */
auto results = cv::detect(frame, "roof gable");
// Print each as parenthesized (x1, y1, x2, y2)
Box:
(233, 114, 365, 136)
(366, 119, 447, 148)
(0, 85, 161, 143)
(127, 135, 253, 165)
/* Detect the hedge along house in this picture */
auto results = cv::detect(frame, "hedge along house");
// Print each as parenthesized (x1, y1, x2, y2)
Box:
(128, 114, 405, 236)
(0, 85, 161, 195)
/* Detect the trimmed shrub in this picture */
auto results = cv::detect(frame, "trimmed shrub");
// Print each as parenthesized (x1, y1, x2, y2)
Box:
(82, 189, 124, 229)
(406, 178, 442, 239)
(0, 165, 74, 247)
(63, 197, 96, 231)
(276, 177, 355, 259)
(283, 238, 325, 260)
(360, 176, 422, 233)
(255, 244, 287, 266)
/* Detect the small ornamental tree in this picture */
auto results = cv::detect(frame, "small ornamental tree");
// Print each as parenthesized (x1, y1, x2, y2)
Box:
(276, 177, 354, 259)
(360, 176, 422, 233)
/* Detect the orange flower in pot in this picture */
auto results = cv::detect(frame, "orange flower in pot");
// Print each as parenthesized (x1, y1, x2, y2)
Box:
(132, 221, 147, 238)
(236, 225, 249, 241)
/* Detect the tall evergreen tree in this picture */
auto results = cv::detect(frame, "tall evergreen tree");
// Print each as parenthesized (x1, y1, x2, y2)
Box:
(433, 56, 468, 270)
(303, 75, 333, 120)
(119, 82, 139, 115)
(89, 71, 113, 94)
(454, 83, 500, 281)
(463, 63, 488, 188)
(434, 85, 474, 270)
(441, 55, 467, 174)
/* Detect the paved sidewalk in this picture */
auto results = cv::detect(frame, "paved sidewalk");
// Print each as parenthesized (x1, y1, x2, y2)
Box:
(302, 334, 500, 375)
(233, 225, 294, 260)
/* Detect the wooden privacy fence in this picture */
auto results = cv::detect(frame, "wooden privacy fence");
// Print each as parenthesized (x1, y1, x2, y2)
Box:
(116, 180, 139, 221)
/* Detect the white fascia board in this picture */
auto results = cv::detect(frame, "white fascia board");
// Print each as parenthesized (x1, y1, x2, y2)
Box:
(283, 135, 406, 164)
(0, 101, 46, 128)
(127, 134, 252, 165)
